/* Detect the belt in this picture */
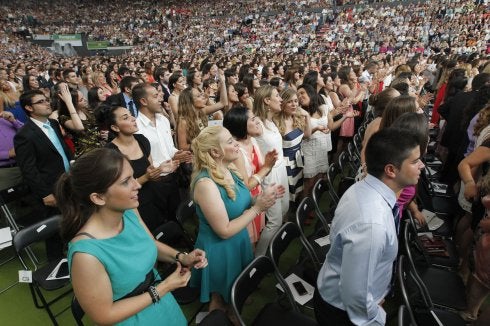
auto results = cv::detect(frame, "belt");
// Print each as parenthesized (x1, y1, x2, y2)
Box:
(0, 163, 16, 168)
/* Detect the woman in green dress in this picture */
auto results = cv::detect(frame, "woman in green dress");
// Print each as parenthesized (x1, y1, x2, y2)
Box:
(189, 125, 284, 315)
(56, 148, 208, 325)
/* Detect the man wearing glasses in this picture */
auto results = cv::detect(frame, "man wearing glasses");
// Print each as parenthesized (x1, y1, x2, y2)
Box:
(14, 90, 73, 261)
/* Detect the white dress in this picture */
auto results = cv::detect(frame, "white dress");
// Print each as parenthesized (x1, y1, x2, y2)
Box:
(254, 119, 290, 256)
(302, 102, 332, 178)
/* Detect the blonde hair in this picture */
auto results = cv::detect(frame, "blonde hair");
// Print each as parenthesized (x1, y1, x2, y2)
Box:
(474, 104, 490, 137)
(273, 88, 305, 136)
(190, 126, 242, 200)
(253, 85, 275, 125)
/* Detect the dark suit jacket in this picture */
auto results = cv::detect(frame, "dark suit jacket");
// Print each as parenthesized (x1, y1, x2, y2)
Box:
(105, 93, 139, 116)
(14, 118, 73, 201)
(105, 92, 127, 108)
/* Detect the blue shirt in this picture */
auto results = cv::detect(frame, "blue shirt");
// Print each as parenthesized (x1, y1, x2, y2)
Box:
(317, 174, 398, 325)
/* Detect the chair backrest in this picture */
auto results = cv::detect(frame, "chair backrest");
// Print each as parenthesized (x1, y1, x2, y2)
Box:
(13, 215, 62, 253)
(326, 163, 342, 202)
(71, 296, 85, 326)
(175, 198, 197, 245)
(268, 222, 305, 311)
(153, 221, 185, 247)
(0, 183, 31, 205)
(311, 178, 333, 229)
(230, 255, 275, 323)
(353, 133, 362, 156)
(401, 222, 434, 307)
(175, 198, 195, 225)
(398, 305, 416, 326)
(295, 197, 323, 268)
(397, 256, 420, 326)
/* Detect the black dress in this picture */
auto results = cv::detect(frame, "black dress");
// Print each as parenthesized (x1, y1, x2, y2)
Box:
(105, 134, 166, 231)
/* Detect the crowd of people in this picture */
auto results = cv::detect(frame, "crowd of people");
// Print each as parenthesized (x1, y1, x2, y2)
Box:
(1, 0, 490, 325)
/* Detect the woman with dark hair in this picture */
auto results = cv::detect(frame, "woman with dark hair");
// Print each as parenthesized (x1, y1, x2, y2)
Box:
(360, 88, 401, 164)
(168, 73, 186, 118)
(390, 112, 429, 225)
(176, 73, 227, 151)
(55, 82, 101, 157)
(234, 82, 253, 110)
(223, 106, 278, 247)
(242, 73, 260, 99)
(87, 86, 106, 110)
(56, 148, 207, 326)
(97, 104, 178, 231)
(297, 83, 353, 196)
(438, 73, 471, 184)
(22, 74, 40, 92)
(186, 69, 203, 91)
(284, 67, 301, 91)
(336, 66, 365, 153)
(105, 69, 120, 94)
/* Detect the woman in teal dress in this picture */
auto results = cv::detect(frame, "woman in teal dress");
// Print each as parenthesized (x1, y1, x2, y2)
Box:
(55, 148, 208, 325)
(189, 125, 284, 315)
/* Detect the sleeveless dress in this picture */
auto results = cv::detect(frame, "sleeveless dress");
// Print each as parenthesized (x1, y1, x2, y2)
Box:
(105, 134, 165, 232)
(190, 170, 254, 303)
(67, 210, 186, 326)
(238, 139, 265, 244)
(282, 128, 304, 202)
(59, 112, 102, 157)
(254, 119, 290, 256)
(302, 104, 331, 178)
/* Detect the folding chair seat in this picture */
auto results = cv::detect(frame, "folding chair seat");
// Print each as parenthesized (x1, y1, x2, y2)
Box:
(13, 215, 72, 326)
(231, 255, 318, 326)
(404, 211, 457, 268)
(402, 222, 466, 311)
(397, 255, 466, 326)
(268, 222, 319, 311)
(295, 197, 329, 267)
(327, 163, 351, 203)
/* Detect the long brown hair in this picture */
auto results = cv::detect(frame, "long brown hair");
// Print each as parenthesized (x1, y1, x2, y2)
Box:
(55, 148, 125, 241)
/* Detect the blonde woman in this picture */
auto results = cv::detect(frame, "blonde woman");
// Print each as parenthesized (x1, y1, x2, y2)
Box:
(253, 85, 290, 256)
(189, 126, 283, 314)
(273, 88, 312, 203)
(92, 71, 114, 98)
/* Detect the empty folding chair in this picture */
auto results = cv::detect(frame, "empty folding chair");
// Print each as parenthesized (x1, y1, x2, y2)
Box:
(402, 222, 467, 311)
(397, 255, 466, 326)
(230, 255, 318, 326)
(405, 211, 458, 269)
(175, 198, 197, 245)
(295, 197, 329, 267)
(311, 178, 335, 228)
(268, 222, 319, 310)
(13, 215, 72, 326)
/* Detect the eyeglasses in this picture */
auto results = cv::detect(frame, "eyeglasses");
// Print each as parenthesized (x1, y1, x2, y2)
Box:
(31, 99, 50, 105)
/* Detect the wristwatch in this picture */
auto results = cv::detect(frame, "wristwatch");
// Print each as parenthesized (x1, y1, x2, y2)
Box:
(175, 251, 188, 262)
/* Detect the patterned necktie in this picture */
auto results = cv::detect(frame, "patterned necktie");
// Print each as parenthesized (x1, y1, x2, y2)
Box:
(43, 122, 70, 171)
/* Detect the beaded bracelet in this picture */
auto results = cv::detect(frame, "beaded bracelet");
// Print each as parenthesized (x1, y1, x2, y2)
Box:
(148, 285, 160, 304)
